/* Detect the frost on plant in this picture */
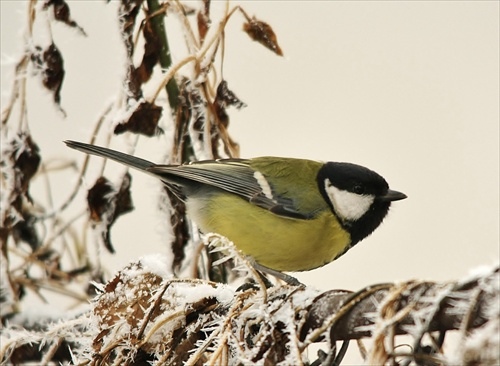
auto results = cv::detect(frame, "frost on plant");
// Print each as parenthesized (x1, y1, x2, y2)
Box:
(1, 1, 498, 365)
(1, 257, 498, 364)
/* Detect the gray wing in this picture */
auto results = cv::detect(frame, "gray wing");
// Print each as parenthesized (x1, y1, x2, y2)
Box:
(148, 160, 310, 219)
(64, 140, 309, 219)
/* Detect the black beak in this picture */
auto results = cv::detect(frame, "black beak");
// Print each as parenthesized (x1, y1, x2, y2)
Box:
(379, 189, 407, 202)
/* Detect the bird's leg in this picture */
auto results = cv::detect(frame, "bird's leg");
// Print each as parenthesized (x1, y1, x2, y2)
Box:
(248, 258, 304, 286)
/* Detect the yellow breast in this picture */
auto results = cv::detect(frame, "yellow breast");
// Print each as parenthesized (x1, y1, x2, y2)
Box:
(187, 193, 351, 272)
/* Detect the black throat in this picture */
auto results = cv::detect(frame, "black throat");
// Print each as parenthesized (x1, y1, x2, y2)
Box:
(345, 200, 391, 245)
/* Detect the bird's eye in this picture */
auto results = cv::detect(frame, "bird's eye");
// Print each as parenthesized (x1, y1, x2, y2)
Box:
(352, 184, 365, 195)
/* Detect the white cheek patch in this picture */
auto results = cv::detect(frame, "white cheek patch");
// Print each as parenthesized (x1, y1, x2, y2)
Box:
(324, 179, 374, 221)
(253, 171, 275, 201)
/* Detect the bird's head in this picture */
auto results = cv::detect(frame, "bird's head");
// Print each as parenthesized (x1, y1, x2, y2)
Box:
(318, 162, 406, 245)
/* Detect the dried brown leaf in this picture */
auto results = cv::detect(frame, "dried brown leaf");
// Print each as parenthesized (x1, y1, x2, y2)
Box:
(134, 18, 161, 84)
(114, 173, 134, 216)
(87, 177, 114, 223)
(114, 101, 164, 136)
(117, 0, 143, 57)
(117, 0, 143, 100)
(30, 43, 65, 106)
(0, 134, 41, 296)
(214, 80, 246, 128)
(197, 10, 210, 44)
(86, 173, 134, 253)
(43, 0, 87, 36)
(125, 64, 143, 100)
(12, 213, 40, 251)
(9, 342, 73, 365)
(94, 264, 164, 335)
(212, 80, 243, 158)
(166, 190, 190, 273)
(243, 17, 283, 56)
(215, 80, 246, 109)
(93, 262, 221, 361)
(3, 133, 41, 204)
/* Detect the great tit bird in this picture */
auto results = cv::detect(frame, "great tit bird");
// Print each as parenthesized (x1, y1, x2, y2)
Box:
(65, 140, 406, 284)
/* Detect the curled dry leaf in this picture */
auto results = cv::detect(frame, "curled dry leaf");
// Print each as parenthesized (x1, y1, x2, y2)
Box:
(214, 80, 246, 128)
(43, 0, 87, 36)
(117, 0, 143, 57)
(212, 80, 242, 158)
(197, 9, 210, 44)
(93, 264, 164, 353)
(86, 173, 134, 253)
(6, 133, 41, 203)
(12, 212, 40, 251)
(114, 101, 164, 136)
(30, 43, 65, 106)
(124, 17, 162, 100)
(87, 177, 114, 223)
(118, 0, 143, 100)
(93, 259, 220, 361)
(243, 17, 283, 56)
(0, 134, 41, 298)
(166, 190, 190, 273)
(8, 340, 73, 365)
(133, 18, 161, 84)
(125, 64, 143, 100)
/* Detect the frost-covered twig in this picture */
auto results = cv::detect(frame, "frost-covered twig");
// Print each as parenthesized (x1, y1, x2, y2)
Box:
(2, 259, 497, 365)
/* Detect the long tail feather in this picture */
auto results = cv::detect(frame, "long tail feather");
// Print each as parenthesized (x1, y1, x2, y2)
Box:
(64, 140, 155, 172)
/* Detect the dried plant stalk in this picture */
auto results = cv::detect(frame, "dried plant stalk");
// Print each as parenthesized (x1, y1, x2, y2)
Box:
(1, 258, 497, 365)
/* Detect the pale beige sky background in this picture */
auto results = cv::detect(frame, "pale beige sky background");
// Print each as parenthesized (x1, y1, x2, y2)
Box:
(1, 1, 499, 361)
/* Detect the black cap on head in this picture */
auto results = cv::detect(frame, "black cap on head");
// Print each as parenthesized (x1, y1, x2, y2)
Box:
(321, 162, 389, 197)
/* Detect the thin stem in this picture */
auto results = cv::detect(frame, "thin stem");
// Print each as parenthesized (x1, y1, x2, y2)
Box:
(146, 0, 180, 110)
